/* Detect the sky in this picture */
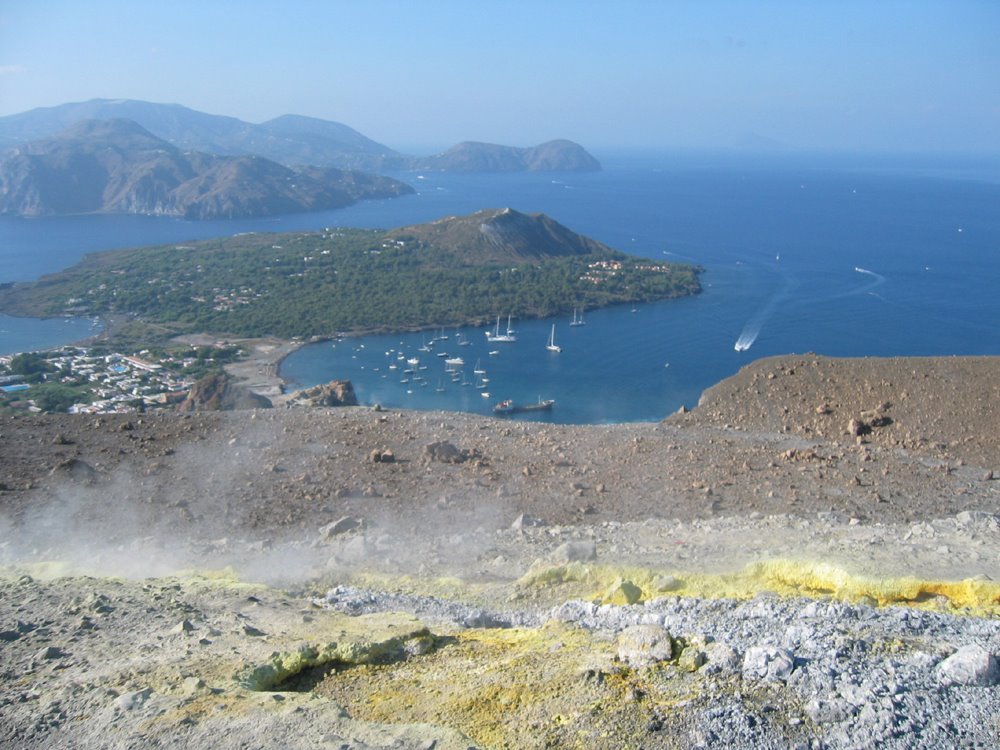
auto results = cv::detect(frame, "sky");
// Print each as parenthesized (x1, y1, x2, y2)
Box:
(0, 0, 998, 154)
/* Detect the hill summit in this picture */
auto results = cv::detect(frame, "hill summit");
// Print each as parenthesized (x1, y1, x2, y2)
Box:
(387, 207, 613, 264)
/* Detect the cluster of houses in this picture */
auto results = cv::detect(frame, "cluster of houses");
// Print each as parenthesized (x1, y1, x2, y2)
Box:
(0, 347, 203, 413)
(579, 258, 673, 285)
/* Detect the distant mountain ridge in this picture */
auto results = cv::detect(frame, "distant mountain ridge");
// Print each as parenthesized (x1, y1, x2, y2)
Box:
(0, 118, 413, 219)
(0, 99, 601, 173)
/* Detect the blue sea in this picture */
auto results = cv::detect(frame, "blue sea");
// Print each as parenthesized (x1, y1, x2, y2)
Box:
(1, 151, 998, 423)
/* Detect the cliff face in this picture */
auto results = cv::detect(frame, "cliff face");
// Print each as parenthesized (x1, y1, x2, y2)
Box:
(0, 119, 413, 219)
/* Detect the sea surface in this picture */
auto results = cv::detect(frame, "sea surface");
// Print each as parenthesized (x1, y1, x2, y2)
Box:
(1, 151, 998, 423)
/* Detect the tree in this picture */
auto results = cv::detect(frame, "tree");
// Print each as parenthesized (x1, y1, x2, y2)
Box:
(30, 384, 87, 413)
(9, 352, 54, 376)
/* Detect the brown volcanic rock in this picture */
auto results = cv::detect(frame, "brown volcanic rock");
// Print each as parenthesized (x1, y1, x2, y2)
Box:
(673, 354, 1000, 467)
(0, 355, 999, 750)
(1, 355, 998, 540)
(287, 379, 358, 407)
(176, 372, 272, 412)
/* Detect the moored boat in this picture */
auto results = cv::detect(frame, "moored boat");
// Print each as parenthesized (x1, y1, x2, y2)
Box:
(486, 314, 517, 343)
(493, 398, 555, 415)
(546, 323, 561, 352)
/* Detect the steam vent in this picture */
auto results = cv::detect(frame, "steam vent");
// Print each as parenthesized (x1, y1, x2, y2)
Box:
(2, 354, 1000, 748)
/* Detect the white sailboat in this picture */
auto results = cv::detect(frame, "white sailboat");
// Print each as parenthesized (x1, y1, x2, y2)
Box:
(570, 307, 585, 326)
(486, 314, 517, 343)
(473, 358, 486, 375)
(546, 324, 561, 353)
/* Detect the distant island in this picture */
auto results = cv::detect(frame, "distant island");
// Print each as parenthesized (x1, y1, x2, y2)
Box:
(413, 139, 600, 173)
(0, 99, 602, 174)
(0, 208, 700, 343)
(0, 118, 413, 219)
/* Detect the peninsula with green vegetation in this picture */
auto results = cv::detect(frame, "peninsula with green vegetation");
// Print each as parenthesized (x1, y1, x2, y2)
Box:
(0, 208, 701, 345)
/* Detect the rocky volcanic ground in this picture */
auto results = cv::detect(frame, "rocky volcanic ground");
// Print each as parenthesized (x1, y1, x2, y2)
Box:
(1, 354, 999, 749)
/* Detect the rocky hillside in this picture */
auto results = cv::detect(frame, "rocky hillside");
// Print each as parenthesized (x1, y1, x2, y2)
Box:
(387, 207, 614, 263)
(0, 99, 399, 169)
(0, 99, 601, 173)
(0, 355, 999, 748)
(0, 118, 413, 218)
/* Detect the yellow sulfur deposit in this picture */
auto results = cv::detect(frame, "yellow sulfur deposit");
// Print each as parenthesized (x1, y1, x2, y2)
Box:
(304, 621, 696, 750)
(517, 558, 1000, 615)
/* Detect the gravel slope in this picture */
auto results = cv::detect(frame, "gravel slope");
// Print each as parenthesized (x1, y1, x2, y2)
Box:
(1, 354, 999, 749)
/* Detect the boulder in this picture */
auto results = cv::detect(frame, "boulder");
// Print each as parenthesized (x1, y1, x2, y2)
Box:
(511, 513, 546, 530)
(742, 645, 795, 682)
(616, 624, 673, 667)
(549, 540, 597, 564)
(847, 418, 870, 437)
(423, 441, 465, 463)
(286, 379, 358, 407)
(49, 458, 97, 481)
(602, 578, 643, 606)
(320, 516, 362, 539)
(936, 644, 999, 687)
(702, 643, 741, 676)
(177, 372, 272, 411)
(368, 448, 395, 463)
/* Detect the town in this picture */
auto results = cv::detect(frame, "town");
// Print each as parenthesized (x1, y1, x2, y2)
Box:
(0, 343, 241, 413)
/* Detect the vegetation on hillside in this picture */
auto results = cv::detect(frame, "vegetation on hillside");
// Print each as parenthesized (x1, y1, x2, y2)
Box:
(0, 215, 701, 341)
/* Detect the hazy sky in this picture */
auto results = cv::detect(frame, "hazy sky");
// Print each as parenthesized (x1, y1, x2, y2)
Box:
(1, 0, 997, 153)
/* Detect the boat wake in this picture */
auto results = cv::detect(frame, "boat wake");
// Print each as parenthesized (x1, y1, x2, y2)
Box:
(734, 265, 890, 352)
(734, 328, 758, 352)
(819, 266, 887, 304)
(854, 266, 886, 284)
(734, 283, 786, 352)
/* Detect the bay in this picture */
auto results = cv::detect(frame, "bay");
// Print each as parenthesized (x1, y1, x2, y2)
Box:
(2, 151, 998, 423)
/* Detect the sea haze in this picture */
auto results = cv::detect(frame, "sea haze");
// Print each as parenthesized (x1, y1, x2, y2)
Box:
(1, 152, 998, 423)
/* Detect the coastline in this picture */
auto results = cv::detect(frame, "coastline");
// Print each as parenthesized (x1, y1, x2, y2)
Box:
(213, 335, 303, 402)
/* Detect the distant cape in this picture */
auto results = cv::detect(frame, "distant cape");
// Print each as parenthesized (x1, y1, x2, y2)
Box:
(412, 140, 601, 173)
(0, 99, 602, 173)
